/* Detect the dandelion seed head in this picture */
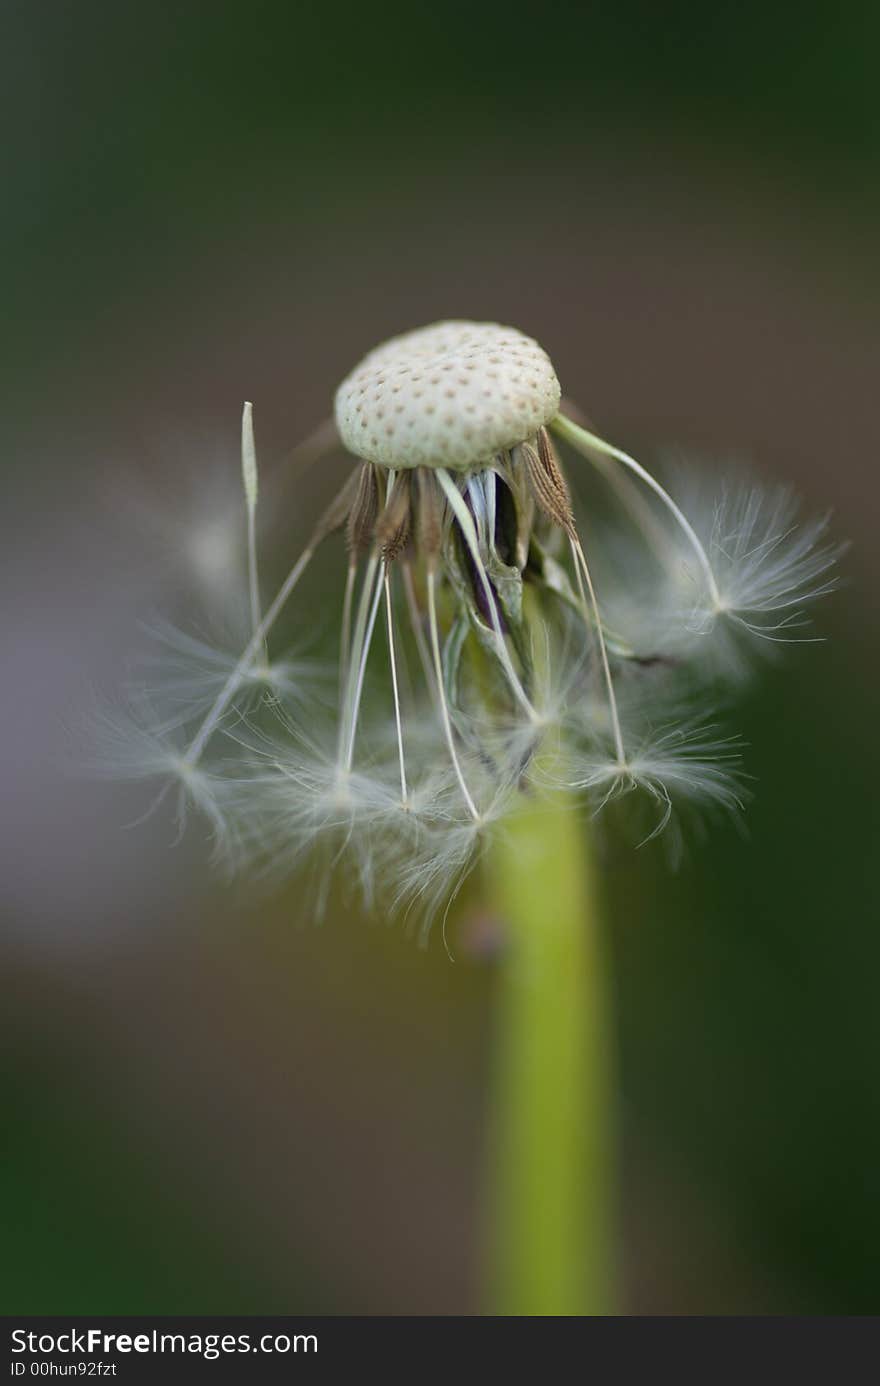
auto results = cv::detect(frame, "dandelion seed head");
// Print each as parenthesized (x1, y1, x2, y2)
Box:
(95, 321, 841, 929)
(334, 321, 561, 471)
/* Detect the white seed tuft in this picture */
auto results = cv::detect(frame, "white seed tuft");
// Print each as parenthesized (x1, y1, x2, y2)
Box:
(334, 320, 562, 471)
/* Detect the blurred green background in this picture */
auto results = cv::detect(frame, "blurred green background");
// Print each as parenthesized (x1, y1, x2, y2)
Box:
(2, 1, 878, 1314)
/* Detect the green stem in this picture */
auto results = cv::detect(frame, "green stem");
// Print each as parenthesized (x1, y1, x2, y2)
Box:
(483, 783, 617, 1315)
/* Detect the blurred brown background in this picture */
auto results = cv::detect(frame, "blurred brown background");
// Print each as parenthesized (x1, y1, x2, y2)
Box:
(2, 2, 878, 1314)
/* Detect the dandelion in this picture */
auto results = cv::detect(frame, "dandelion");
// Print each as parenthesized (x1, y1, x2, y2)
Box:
(98, 318, 840, 1314)
(103, 319, 840, 910)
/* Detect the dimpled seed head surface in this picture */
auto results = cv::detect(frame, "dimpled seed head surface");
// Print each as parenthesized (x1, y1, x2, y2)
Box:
(334, 321, 562, 470)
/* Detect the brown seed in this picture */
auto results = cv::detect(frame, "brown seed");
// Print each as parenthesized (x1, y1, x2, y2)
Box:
(344, 463, 381, 556)
(519, 430, 574, 537)
(414, 468, 445, 565)
(375, 473, 413, 563)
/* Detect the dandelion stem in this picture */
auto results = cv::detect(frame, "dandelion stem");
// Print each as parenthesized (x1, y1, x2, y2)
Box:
(484, 766, 617, 1315)
(551, 413, 722, 608)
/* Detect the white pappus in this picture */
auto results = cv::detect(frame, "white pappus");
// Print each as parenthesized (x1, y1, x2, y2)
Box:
(94, 320, 842, 922)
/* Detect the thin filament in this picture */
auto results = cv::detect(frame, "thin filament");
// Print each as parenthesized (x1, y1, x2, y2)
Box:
(569, 534, 626, 766)
(339, 560, 357, 695)
(552, 415, 722, 607)
(246, 505, 262, 639)
(570, 433, 678, 568)
(402, 561, 438, 703)
(339, 471, 401, 768)
(241, 400, 268, 667)
(343, 558, 385, 773)
(184, 544, 315, 767)
(384, 571, 408, 803)
(246, 506, 270, 679)
(337, 553, 379, 766)
(427, 569, 480, 822)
